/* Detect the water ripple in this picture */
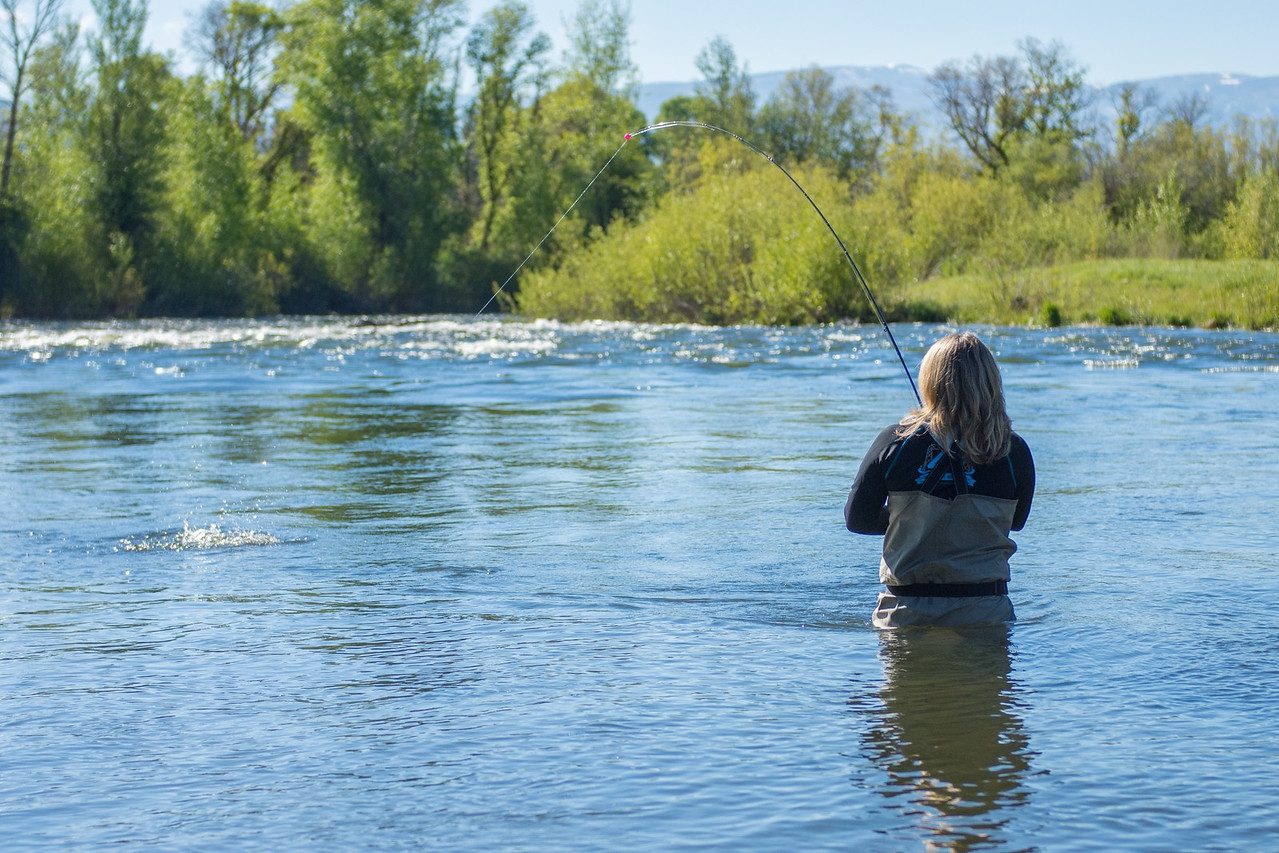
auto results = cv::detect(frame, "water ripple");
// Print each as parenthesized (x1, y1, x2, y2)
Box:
(2, 318, 1278, 850)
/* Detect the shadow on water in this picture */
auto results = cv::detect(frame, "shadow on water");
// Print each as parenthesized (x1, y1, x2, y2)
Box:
(851, 626, 1035, 852)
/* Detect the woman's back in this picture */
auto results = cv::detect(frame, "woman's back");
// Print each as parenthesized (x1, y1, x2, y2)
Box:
(845, 333, 1035, 628)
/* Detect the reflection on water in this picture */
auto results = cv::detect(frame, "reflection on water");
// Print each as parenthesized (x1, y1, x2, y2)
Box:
(855, 627, 1033, 852)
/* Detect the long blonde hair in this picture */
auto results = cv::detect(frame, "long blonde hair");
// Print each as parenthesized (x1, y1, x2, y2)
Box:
(897, 332, 1012, 465)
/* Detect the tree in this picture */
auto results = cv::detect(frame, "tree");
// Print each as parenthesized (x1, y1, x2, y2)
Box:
(542, 0, 649, 229)
(1112, 83, 1158, 153)
(24, 18, 83, 125)
(1019, 38, 1088, 139)
(929, 39, 1090, 174)
(1169, 91, 1209, 129)
(465, 0, 548, 251)
(757, 66, 891, 182)
(535, 75, 649, 235)
(2, 0, 63, 196)
(1220, 167, 1279, 259)
(2, 19, 93, 314)
(1101, 112, 1234, 237)
(86, 0, 172, 313)
(929, 54, 1024, 172)
(693, 36, 755, 133)
(562, 0, 636, 98)
(282, 0, 466, 309)
(642, 35, 756, 187)
(440, 0, 649, 311)
(188, 0, 284, 143)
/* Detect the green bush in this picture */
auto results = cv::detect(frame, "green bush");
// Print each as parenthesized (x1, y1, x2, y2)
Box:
(1220, 168, 1279, 260)
(1039, 302, 1063, 327)
(1206, 311, 1232, 329)
(1098, 306, 1132, 325)
(518, 156, 878, 324)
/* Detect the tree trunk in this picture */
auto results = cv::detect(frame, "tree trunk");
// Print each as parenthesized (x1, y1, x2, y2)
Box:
(1, 65, 24, 196)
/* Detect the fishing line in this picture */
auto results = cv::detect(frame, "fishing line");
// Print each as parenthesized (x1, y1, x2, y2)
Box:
(473, 142, 630, 318)
(476, 119, 921, 405)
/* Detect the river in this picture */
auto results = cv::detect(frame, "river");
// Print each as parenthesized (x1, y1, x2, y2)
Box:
(2, 317, 1276, 850)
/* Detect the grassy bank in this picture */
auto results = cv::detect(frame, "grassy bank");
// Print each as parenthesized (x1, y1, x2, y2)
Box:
(893, 258, 1279, 330)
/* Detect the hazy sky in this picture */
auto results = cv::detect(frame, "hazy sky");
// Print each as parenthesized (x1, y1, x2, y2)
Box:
(65, 0, 1279, 85)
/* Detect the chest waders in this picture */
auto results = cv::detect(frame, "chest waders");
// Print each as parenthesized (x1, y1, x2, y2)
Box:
(873, 438, 1018, 629)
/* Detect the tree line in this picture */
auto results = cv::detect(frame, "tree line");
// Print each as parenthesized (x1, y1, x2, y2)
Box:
(519, 37, 1279, 324)
(2, 0, 1277, 321)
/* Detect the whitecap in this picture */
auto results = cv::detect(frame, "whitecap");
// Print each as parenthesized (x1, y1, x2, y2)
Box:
(1083, 358, 1141, 370)
(119, 522, 281, 552)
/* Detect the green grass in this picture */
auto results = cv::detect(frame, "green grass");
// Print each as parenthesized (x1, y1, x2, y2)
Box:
(895, 258, 1279, 330)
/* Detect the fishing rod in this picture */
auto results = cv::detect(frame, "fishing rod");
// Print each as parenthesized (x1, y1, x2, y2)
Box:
(476, 119, 921, 406)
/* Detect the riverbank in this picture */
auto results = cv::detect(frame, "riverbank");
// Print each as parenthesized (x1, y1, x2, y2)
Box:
(895, 258, 1279, 330)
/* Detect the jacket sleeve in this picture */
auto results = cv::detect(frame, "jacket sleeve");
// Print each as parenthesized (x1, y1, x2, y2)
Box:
(845, 426, 897, 535)
(1010, 435, 1035, 531)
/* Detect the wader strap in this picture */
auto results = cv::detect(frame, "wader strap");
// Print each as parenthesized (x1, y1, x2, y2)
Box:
(918, 449, 952, 495)
(887, 580, 1008, 598)
(950, 450, 970, 496)
(918, 443, 970, 497)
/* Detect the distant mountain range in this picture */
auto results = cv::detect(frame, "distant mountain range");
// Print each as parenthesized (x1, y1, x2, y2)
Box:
(636, 65, 1279, 135)
(6, 67, 1272, 142)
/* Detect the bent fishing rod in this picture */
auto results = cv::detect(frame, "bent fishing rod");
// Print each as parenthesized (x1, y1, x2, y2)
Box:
(475, 119, 921, 406)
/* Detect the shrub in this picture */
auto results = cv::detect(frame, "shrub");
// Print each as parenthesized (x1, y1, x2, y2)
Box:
(1039, 302, 1063, 327)
(1220, 168, 1279, 260)
(518, 158, 877, 323)
(1099, 306, 1132, 325)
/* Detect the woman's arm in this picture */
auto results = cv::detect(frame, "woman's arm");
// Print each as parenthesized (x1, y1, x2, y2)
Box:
(845, 426, 898, 535)
(1010, 435, 1035, 531)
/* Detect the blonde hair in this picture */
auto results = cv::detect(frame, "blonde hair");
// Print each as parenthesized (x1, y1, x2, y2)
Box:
(897, 332, 1012, 465)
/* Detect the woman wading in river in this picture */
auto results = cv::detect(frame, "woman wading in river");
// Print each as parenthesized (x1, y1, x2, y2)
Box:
(845, 332, 1035, 628)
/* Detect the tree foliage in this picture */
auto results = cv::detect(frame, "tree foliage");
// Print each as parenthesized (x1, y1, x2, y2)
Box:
(2, 0, 63, 195)
(282, 0, 465, 309)
(464, 0, 548, 253)
(692, 36, 755, 134)
(189, 0, 284, 143)
(85, 0, 172, 314)
(562, 0, 635, 97)
(2, 17, 1277, 323)
(1, 0, 65, 303)
(757, 66, 892, 183)
(929, 39, 1088, 175)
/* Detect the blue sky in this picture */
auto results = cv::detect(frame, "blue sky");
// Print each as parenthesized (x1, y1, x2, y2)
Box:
(66, 0, 1279, 85)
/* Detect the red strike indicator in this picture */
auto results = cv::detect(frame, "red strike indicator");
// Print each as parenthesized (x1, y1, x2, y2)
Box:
(624, 133, 632, 140)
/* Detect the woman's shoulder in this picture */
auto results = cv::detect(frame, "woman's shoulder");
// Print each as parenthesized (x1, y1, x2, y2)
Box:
(863, 424, 901, 460)
(873, 422, 929, 449)
(867, 422, 931, 467)
(875, 422, 904, 443)
(1007, 431, 1034, 473)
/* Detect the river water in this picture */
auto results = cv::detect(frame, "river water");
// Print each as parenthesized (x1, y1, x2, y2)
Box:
(1, 317, 1276, 851)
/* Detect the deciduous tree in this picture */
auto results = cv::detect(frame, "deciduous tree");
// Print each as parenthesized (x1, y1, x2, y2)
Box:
(1, 0, 62, 196)
(465, 0, 548, 251)
(929, 39, 1090, 174)
(757, 66, 892, 183)
(189, 0, 284, 143)
(282, 0, 466, 309)
(563, 0, 636, 98)
(85, 0, 172, 313)
(693, 36, 755, 134)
